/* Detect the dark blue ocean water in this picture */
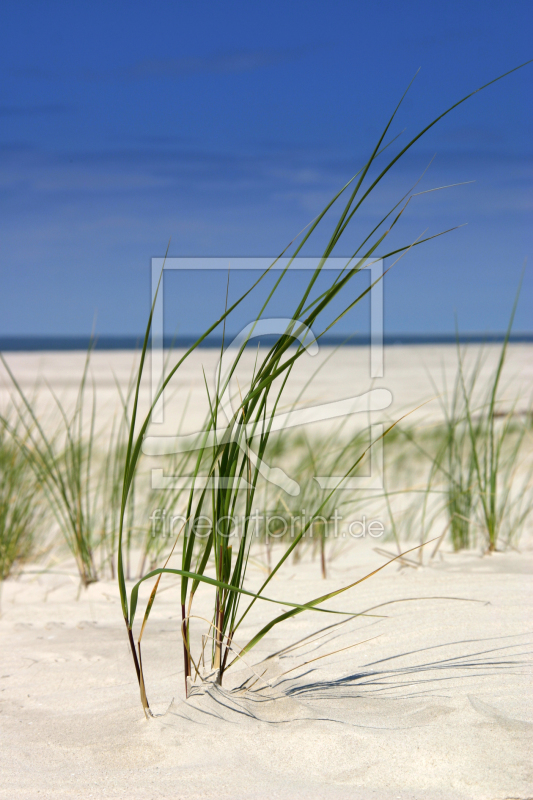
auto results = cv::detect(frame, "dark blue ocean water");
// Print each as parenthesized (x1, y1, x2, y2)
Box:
(1, 333, 532, 352)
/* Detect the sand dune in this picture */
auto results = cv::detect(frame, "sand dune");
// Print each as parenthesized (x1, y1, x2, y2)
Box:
(0, 344, 531, 799)
(1, 541, 531, 799)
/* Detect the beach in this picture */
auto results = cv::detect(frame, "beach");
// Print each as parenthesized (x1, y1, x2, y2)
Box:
(0, 344, 532, 799)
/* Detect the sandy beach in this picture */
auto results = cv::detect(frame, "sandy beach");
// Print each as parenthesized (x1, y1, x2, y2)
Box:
(0, 344, 532, 799)
(3, 3, 532, 797)
(2, 342, 532, 419)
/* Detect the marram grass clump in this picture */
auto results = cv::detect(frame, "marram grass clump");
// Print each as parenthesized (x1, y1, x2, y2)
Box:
(115, 63, 531, 715)
(0, 415, 41, 581)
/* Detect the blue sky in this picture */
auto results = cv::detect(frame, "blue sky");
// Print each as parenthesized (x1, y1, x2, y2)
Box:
(0, 0, 531, 337)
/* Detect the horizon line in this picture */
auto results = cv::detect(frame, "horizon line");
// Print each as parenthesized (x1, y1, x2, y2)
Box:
(1, 332, 532, 352)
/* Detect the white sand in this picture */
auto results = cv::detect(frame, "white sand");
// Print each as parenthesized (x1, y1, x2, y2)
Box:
(2, 343, 532, 433)
(0, 345, 532, 799)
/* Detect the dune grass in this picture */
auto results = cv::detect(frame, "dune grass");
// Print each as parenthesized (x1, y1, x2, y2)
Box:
(458, 282, 528, 552)
(372, 335, 532, 557)
(436, 360, 479, 551)
(415, 278, 531, 553)
(0, 347, 160, 584)
(264, 426, 372, 578)
(0, 349, 100, 586)
(96, 375, 140, 580)
(112, 64, 532, 713)
(0, 414, 41, 582)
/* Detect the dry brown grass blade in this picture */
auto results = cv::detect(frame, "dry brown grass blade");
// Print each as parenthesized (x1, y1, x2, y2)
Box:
(272, 634, 383, 683)
(137, 519, 188, 645)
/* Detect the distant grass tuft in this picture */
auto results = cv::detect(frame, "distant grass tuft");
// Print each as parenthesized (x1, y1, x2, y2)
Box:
(0, 416, 40, 580)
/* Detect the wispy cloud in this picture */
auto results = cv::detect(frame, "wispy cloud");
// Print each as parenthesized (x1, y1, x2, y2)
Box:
(87, 46, 318, 81)
(6, 46, 319, 84)
(1, 140, 530, 219)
